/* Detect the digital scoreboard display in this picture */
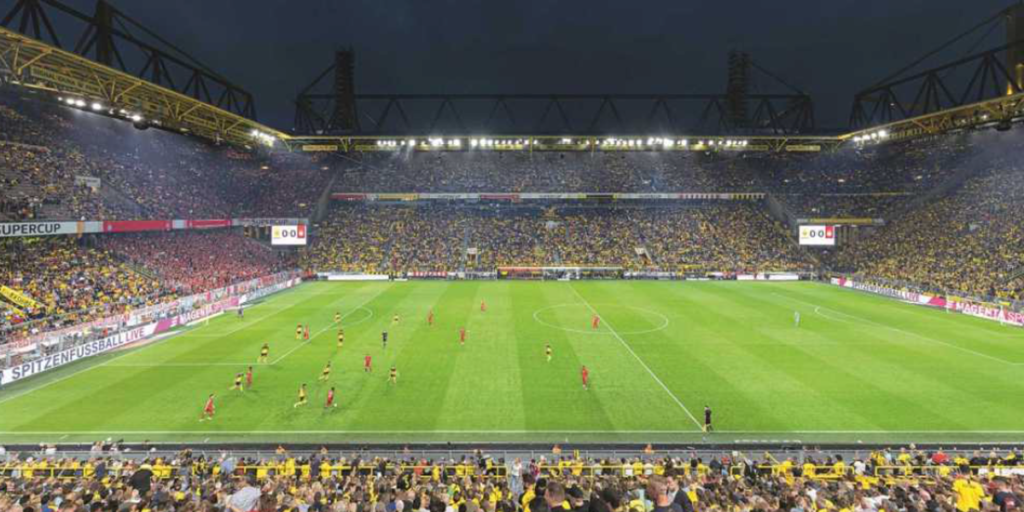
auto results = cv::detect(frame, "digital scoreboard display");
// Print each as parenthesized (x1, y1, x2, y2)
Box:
(271, 225, 307, 246)
(799, 225, 835, 246)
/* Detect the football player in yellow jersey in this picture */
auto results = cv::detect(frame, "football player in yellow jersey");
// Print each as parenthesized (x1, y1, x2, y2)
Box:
(389, 365, 398, 384)
(258, 343, 270, 363)
(546, 344, 552, 363)
(230, 373, 244, 392)
(337, 329, 345, 349)
(295, 324, 303, 341)
(319, 362, 332, 381)
(334, 311, 341, 324)
(293, 384, 308, 408)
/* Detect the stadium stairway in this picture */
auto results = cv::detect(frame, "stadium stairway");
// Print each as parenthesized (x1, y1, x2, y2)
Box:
(884, 153, 985, 223)
(98, 182, 149, 219)
(311, 173, 338, 223)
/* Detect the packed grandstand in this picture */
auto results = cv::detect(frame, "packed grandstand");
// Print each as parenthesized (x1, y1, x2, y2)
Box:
(0, 446, 1022, 512)
(3, 14, 1024, 512)
(2, 90, 1023, 343)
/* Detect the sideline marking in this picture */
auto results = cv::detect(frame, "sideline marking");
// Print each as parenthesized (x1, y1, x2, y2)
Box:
(3, 429, 1023, 435)
(774, 292, 1020, 366)
(568, 284, 703, 431)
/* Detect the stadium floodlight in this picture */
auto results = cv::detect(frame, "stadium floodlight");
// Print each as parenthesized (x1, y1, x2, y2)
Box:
(870, 133, 878, 140)
(91, 102, 103, 111)
(470, 139, 479, 147)
(75, 99, 87, 107)
(561, 138, 572, 144)
(878, 130, 888, 138)
(130, 114, 143, 122)
(408, 139, 416, 146)
(680, 139, 688, 146)
(663, 139, 674, 148)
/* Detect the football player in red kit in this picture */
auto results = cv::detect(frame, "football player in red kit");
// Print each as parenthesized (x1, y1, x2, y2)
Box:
(199, 394, 215, 421)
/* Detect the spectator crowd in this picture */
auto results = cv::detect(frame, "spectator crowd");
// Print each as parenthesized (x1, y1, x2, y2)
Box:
(302, 202, 812, 274)
(0, 446, 1023, 512)
(5, 88, 1024, 340)
(0, 231, 293, 341)
(0, 93, 331, 221)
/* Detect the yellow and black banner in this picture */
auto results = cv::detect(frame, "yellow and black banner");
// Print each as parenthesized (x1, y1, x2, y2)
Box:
(0, 285, 40, 310)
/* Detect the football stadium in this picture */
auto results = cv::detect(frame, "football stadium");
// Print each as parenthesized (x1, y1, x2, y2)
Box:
(2, 0, 1024, 511)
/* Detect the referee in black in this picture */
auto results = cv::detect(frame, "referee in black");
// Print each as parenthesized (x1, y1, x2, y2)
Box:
(703, 405, 713, 432)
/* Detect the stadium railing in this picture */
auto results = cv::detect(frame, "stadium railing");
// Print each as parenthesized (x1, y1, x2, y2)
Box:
(4, 460, 1021, 483)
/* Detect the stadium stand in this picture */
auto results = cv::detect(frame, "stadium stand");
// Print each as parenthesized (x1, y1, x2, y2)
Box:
(0, 231, 292, 341)
(330, 139, 975, 220)
(830, 144, 1024, 303)
(98, 231, 295, 295)
(4, 88, 1024, 344)
(0, 447, 1020, 512)
(302, 203, 812, 274)
(0, 237, 167, 336)
(0, 93, 331, 220)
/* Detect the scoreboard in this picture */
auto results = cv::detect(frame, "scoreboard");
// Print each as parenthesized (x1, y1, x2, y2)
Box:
(271, 225, 307, 246)
(798, 225, 835, 246)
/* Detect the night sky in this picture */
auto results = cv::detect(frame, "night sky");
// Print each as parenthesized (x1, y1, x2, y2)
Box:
(29, 0, 1016, 131)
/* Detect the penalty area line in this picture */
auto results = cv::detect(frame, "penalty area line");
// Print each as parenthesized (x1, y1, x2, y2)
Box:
(773, 292, 1020, 366)
(270, 285, 389, 365)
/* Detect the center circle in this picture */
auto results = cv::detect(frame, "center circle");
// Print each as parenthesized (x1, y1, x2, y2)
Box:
(532, 303, 669, 335)
(342, 306, 375, 327)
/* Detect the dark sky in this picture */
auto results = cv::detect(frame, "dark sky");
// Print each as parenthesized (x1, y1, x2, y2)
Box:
(43, 0, 1016, 131)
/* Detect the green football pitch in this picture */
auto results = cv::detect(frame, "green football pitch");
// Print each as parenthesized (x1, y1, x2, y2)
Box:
(2, 280, 1024, 445)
